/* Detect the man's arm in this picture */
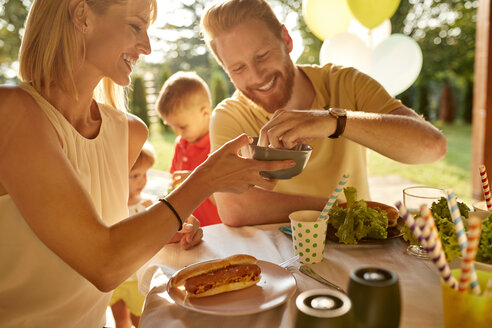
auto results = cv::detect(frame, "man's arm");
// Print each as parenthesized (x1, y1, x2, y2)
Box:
(343, 106, 446, 164)
(260, 105, 446, 164)
(215, 187, 328, 226)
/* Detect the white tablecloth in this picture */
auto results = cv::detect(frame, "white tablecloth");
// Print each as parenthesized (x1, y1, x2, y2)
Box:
(137, 223, 443, 328)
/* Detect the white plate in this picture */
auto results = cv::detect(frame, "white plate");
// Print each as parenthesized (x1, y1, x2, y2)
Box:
(167, 260, 297, 316)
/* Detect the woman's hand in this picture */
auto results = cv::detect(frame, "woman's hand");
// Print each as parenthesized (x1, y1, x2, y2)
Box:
(167, 216, 203, 250)
(195, 134, 296, 193)
(258, 110, 334, 148)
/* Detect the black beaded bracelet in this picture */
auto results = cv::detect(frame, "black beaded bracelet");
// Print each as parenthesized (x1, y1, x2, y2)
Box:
(158, 197, 183, 231)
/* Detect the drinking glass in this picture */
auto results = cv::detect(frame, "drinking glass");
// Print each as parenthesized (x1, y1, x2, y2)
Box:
(472, 200, 492, 219)
(403, 186, 445, 259)
(348, 267, 401, 328)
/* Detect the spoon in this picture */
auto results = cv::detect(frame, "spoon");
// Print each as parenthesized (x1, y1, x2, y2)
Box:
(299, 265, 346, 294)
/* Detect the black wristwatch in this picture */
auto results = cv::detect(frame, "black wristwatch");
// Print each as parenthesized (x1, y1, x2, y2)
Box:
(327, 107, 347, 139)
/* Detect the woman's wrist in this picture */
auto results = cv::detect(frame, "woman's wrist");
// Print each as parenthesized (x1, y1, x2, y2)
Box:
(158, 197, 183, 230)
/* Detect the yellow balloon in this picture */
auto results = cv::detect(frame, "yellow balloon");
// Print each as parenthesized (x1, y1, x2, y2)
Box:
(347, 0, 401, 29)
(302, 0, 353, 41)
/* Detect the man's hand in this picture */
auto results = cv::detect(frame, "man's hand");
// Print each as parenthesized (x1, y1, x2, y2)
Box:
(258, 109, 335, 148)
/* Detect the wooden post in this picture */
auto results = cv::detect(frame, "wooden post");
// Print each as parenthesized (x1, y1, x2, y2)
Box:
(472, 0, 492, 200)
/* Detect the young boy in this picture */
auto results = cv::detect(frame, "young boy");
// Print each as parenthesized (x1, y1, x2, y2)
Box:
(156, 71, 222, 226)
(109, 142, 156, 328)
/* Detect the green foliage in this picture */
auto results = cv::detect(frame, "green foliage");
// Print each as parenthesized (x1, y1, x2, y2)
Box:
(392, 0, 477, 122)
(129, 76, 149, 127)
(157, 63, 171, 91)
(415, 80, 431, 119)
(462, 80, 473, 123)
(0, 0, 30, 82)
(210, 72, 229, 107)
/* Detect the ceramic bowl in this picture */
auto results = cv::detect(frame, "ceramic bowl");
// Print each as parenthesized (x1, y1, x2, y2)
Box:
(241, 137, 312, 180)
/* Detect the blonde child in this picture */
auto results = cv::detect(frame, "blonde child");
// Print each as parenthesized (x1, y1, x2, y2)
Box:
(109, 142, 156, 328)
(156, 71, 221, 226)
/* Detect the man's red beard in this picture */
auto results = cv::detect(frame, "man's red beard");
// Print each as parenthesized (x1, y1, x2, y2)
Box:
(240, 60, 295, 112)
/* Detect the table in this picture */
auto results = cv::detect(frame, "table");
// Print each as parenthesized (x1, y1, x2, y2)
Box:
(137, 223, 444, 328)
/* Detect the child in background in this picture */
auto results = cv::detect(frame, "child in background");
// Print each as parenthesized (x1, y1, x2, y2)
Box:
(109, 142, 156, 328)
(156, 71, 221, 226)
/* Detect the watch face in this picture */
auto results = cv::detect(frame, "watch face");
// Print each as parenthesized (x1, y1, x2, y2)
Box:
(331, 108, 346, 116)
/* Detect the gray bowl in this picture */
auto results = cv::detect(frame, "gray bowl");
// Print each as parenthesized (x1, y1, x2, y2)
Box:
(241, 137, 312, 179)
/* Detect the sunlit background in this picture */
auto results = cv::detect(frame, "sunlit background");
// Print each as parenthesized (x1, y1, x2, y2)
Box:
(0, 0, 481, 202)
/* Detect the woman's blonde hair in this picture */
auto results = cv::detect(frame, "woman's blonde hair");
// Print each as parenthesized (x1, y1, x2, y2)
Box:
(19, 0, 157, 111)
(200, 0, 283, 64)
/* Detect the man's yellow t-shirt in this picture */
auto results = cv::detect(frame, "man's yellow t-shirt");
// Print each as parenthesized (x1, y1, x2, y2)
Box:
(210, 64, 402, 201)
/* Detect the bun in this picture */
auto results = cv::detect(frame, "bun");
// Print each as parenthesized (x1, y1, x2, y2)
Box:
(174, 254, 257, 285)
(189, 275, 261, 298)
(173, 254, 261, 298)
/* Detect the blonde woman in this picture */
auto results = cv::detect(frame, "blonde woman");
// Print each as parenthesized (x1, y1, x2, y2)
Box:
(0, 0, 294, 326)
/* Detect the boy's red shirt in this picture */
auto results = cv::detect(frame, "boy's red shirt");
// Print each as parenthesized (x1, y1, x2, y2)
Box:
(170, 133, 221, 226)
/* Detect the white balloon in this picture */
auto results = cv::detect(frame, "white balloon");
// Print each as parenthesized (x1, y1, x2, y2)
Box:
(319, 32, 371, 74)
(370, 34, 423, 96)
(348, 18, 392, 49)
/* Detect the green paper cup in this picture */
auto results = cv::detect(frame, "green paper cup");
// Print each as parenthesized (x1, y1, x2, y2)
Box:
(289, 210, 328, 264)
(441, 269, 492, 328)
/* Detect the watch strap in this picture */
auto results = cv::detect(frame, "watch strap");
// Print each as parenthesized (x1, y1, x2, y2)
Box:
(327, 108, 347, 139)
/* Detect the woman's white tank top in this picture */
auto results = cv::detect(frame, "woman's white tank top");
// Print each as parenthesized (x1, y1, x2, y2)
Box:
(0, 83, 130, 327)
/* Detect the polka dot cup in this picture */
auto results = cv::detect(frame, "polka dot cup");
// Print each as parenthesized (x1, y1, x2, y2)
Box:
(289, 210, 328, 264)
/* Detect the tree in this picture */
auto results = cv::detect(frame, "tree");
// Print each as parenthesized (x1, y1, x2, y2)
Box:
(462, 80, 473, 123)
(392, 0, 477, 123)
(415, 80, 431, 120)
(438, 80, 456, 123)
(129, 76, 149, 127)
(0, 0, 30, 82)
(210, 71, 229, 108)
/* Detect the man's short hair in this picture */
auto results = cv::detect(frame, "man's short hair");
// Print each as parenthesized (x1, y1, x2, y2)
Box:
(156, 71, 211, 117)
(200, 0, 283, 64)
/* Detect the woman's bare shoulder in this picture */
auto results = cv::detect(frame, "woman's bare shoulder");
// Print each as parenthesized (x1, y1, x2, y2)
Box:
(0, 85, 42, 119)
(0, 85, 32, 107)
(0, 84, 59, 144)
(126, 112, 148, 145)
(126, 112, 149, 168)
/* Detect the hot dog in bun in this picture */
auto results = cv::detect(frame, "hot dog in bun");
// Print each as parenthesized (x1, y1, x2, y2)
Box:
(173, 254, 262, 298)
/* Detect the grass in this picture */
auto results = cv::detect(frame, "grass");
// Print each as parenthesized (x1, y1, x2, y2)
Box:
(148, 122, 175, 172)
(367, 122, 473, 204)
(147, 121, 474, 204)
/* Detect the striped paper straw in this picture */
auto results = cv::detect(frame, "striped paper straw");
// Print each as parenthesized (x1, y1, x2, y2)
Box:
(479, 165, 492, 210)
(445, 189, 481, 293)
(484, 277, 492, 297)
(420, 205, 458, 289)
(319, 174, 349, 220)
(395, 201, 426, 246)
(445, 190, 468, 255)
(458, 216, 482, 294)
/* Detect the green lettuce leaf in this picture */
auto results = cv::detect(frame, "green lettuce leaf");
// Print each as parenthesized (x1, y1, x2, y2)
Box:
(330, 187, 388, 245)
(404, 196, 492, 264)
